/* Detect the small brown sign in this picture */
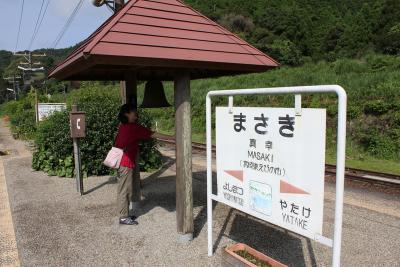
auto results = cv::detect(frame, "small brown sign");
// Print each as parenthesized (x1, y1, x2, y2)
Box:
(70, 112, 86, 138)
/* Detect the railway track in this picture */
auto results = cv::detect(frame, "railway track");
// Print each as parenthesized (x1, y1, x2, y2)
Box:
(156, 135, 400, 188)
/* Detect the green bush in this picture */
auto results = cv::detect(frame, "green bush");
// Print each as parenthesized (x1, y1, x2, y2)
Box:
(268, 39, 303, 66)
(32, 110, 73, 176)
(359, 129, 399, 159)
(347, 105, 362, 119)
(32, 84, 162, 177)
(10, 108, 37, 139)
(0, 92, 37, 139)
(364, 100, 393, 115)
(146, 54, 400, 162)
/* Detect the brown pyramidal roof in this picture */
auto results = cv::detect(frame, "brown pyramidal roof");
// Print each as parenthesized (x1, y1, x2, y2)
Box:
(49, 0, 278, 81)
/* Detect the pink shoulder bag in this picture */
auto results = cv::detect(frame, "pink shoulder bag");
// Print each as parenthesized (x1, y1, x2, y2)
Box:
(103, 147, 124, 169)
(103, 132, 125, 169)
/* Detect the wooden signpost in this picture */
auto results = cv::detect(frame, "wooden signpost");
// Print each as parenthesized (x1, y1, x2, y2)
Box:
(70, 105, 86, 195)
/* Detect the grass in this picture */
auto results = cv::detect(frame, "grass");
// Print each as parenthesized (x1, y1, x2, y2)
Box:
(159, 127, 399, 174)
(144, 54, 400, 175)
(326, 154, 400, 175)
(3, 54, 398, 175)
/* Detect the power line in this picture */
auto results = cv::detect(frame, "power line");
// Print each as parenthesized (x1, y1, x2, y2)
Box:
(52, 0, 84, 48)
(28, 0, 50, 51)
(28, 0, 45, 51)
(36, 0, 51, 41)
(15, 0, 25, 53)
(52, 0, 85, 48)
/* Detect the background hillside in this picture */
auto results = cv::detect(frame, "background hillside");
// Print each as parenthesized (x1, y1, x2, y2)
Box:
(1, 0, 399, 85)
(187, 0, 400, 64)
(0, 0, 399, 174)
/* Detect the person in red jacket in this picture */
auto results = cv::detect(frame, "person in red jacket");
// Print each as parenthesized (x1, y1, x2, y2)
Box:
(114, 104, 156, 225)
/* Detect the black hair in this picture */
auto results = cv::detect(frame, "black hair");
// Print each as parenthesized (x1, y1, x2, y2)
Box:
(118, 104, 137, 124)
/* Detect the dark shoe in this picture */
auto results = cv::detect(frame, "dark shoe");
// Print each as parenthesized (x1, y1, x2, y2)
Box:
(119, 217, 138, 225)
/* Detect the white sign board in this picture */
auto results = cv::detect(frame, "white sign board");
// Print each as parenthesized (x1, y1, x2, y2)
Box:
(216, 107, 326, 240)
(37, 103, 66, 121)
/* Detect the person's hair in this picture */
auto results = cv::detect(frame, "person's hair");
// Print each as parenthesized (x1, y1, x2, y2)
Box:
(118, 104, 137, 124)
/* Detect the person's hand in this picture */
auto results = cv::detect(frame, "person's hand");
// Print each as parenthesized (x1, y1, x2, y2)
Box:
(151, 132, 175, 139)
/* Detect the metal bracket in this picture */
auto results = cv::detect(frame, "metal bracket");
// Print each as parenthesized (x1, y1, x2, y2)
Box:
(228, 96, 234, 114)
(206, 85, 348, 267)
(105, 0, 116, 11)
(314, 234, 333, 247)
(295, 94, 302, 116)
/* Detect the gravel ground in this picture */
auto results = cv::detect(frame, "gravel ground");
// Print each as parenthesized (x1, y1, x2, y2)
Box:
(1, 121, 399, 267)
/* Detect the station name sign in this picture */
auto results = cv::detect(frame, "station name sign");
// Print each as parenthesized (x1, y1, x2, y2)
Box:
(37, 103, 66, 121)
(216, 107, 326, 240)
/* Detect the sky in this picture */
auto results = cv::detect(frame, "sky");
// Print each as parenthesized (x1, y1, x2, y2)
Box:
(0, 0, 112, 52)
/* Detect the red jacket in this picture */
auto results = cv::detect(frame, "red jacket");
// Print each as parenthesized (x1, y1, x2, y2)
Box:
(114, 123, 153, 169)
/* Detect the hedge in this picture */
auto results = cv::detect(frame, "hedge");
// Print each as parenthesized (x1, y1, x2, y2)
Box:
(4, 83, 162, 177)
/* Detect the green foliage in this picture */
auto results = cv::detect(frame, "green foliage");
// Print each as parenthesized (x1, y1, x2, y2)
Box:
(358, 129, 399, 159)
(146, 54, 400, 161)
(0, 50, 12, 70)
(31, 84, 161, 178)
(1, 0, 400, 104)
(268, 39, 303, 66)
(364, 101, 394, 115)
(186, 0, 400, 63)
(0, 91, 37, 139)
(0, 50, 16, 103)
(219, 14, 254, 33)
(32, 110, 73, 176)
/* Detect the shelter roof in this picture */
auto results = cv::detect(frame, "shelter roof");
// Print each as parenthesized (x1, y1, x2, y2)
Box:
(49, 0, 278, 80)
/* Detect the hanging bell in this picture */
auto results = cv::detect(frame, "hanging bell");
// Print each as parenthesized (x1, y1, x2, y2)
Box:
(140, 80, 171, 108)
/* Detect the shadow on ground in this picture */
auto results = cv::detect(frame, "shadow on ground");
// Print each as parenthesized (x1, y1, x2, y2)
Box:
(85, 155, 316, 266)
(227, 213, 317, 266)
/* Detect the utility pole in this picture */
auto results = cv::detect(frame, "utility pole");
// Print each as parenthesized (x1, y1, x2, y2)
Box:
(14, 52, 46, 97)
(3, 75, 21, 100)
(6, 88, 17, 101)
(15, 51, 46, 72)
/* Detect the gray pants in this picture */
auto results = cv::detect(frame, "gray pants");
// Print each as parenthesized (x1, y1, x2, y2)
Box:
(117, 166, 140, 218)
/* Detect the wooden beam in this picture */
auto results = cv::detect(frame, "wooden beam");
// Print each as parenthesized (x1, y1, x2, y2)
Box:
(174, 71, 194, 241)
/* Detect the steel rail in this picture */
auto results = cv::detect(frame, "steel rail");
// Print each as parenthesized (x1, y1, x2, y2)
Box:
(156, 135, 400, 187)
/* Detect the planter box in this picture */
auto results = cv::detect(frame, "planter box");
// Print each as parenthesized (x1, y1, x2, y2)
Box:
(222, 243, 287, 267)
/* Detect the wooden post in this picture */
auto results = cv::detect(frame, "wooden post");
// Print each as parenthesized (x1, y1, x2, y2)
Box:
(114, 0, 138, 203)
(120, 73, 137, 105)
(72, 105, 84, 195)
(115, 0, 124, 123)
(34, 87, 39, 123)
(120, 72, 141, 207)
(174, 71, 194, 242)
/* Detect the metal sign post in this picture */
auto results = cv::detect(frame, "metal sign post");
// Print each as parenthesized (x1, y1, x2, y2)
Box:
(70, 105, 86, 195)
(206, 85, 347, 267)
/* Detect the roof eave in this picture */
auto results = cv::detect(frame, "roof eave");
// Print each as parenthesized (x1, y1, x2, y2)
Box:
(48, 55, 277, 81)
